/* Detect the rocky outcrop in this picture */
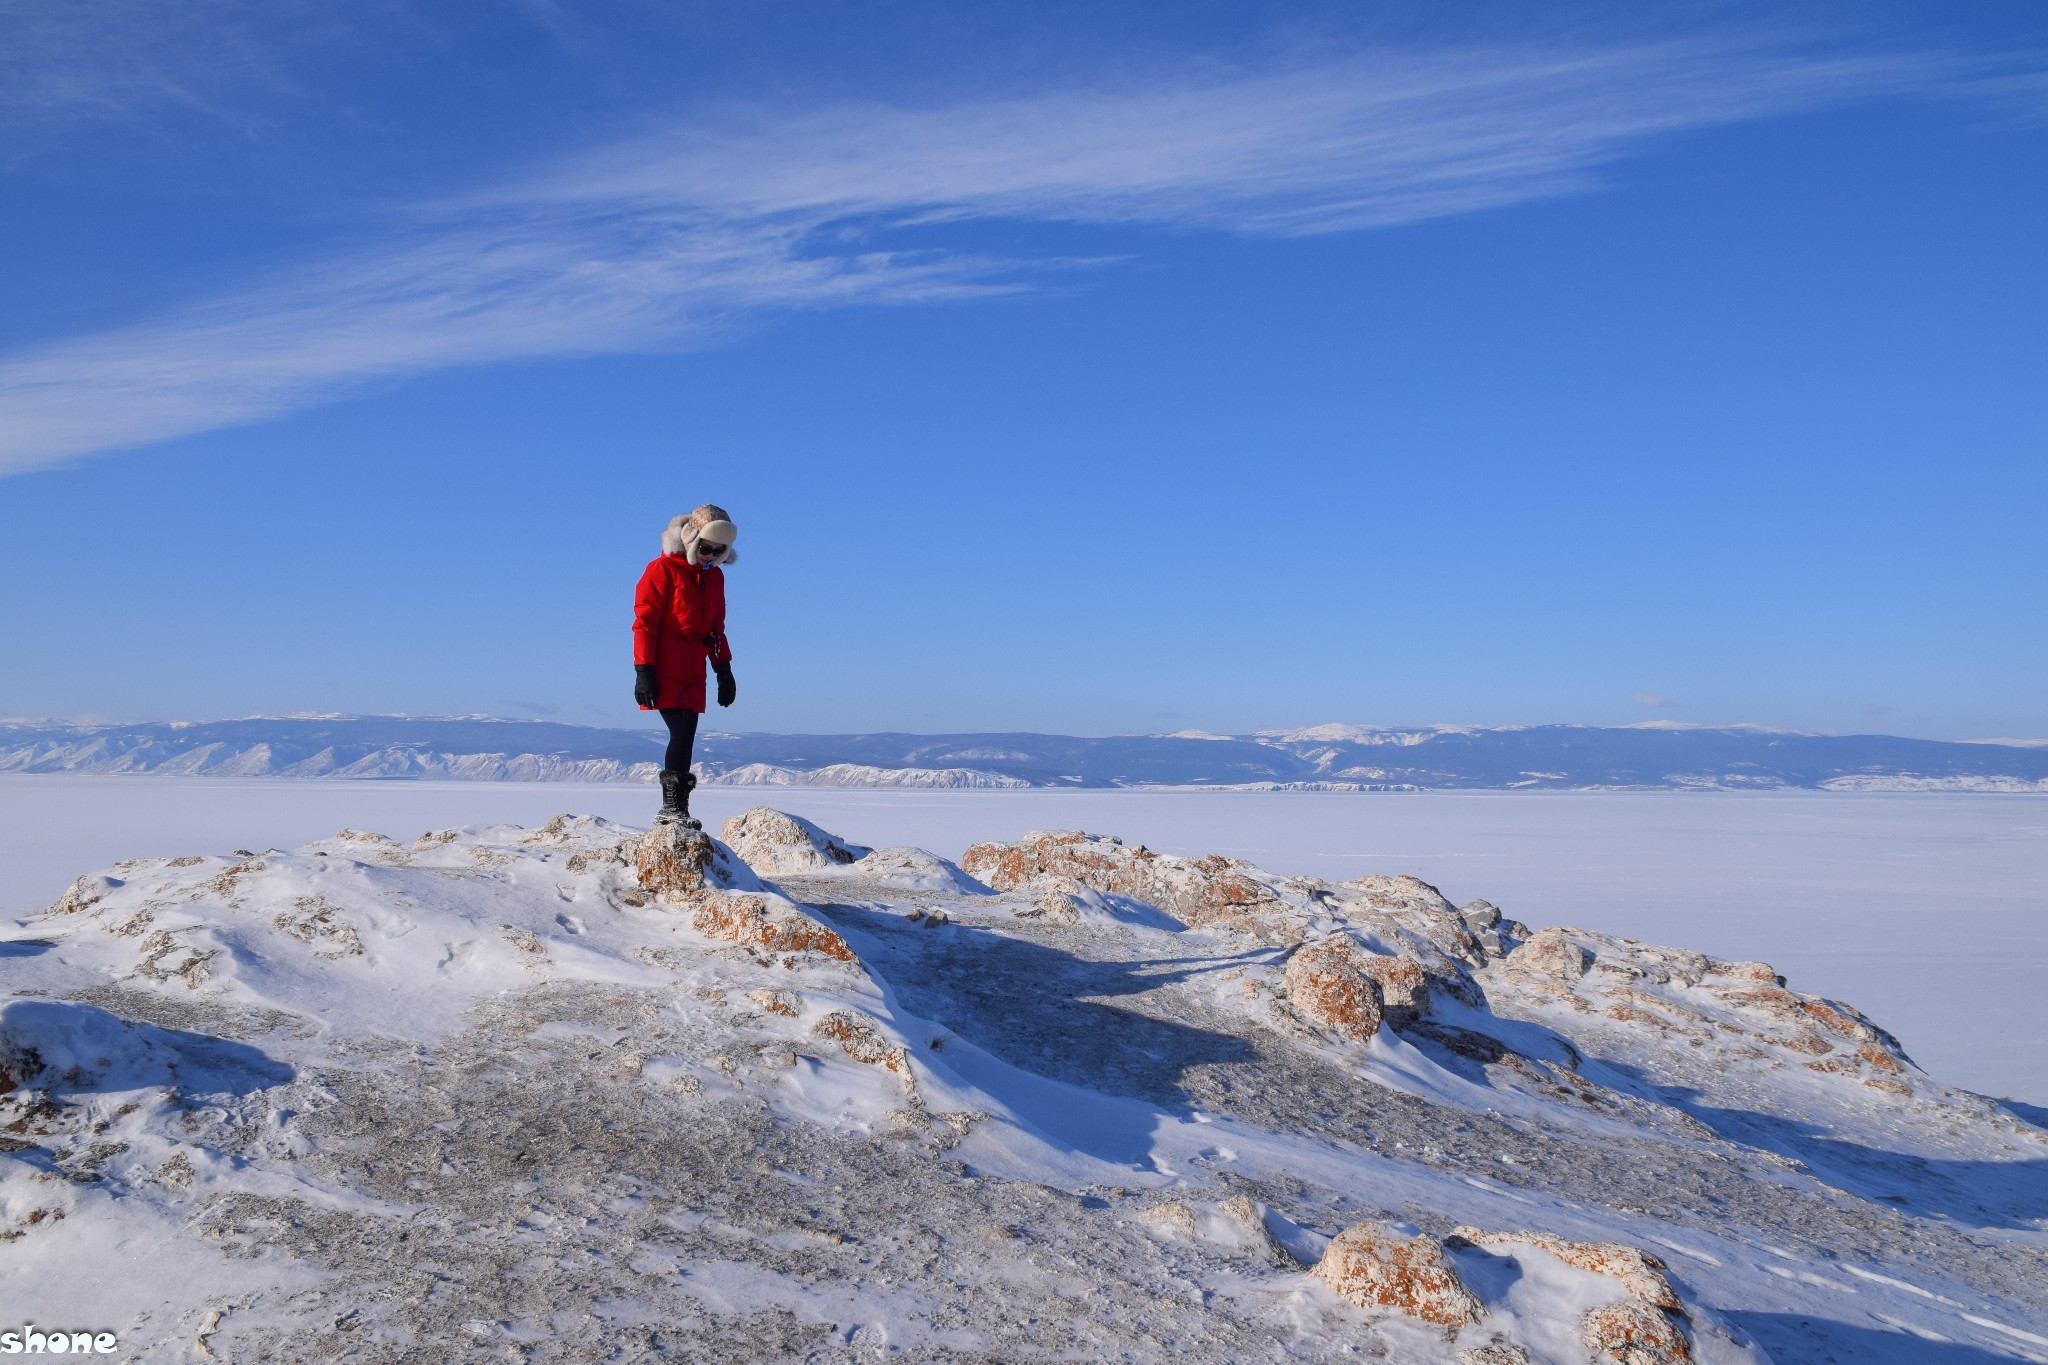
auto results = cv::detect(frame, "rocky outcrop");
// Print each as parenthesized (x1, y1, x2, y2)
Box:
(0, 810, 2010, 1359)
(1283, 938, 1384, 1041)
(692, 894, 856, 964)
(633, 824, 855, 964)
(1510, 927, 1589, 979)
(1311, 1223, 1483, 1326)
(47, 873, 120, 918)
(1490, 923, 1924, 1095)
(1448, 1226, 1693, 1363)
(1452, 1229, 1679, 1310)
(719, 807, 870, 875)
(1580, 1299, 1693, 1364)
(960, 830, 1302, 943)
(963, 833, 1497, 1014)
(1341, 874, 1458, 917)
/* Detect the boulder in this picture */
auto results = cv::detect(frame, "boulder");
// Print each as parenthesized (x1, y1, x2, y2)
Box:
(632, 824, 756, 901)
(719, 808, 870, 875)
(1511, 928, 1589, 980)
(1459, 899, 1514, 957)
(1580, 1300, 1693, 1365)
(1460, 899, 1501, 931)
(1311, 1222, 1483, 1327)
(1283, 938, 1385, 1041)
(813, 1010, 910, 1079)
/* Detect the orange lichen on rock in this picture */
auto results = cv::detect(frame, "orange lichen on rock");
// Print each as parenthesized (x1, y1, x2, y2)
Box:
(692, 894, 856, 963)
(1283, 938, 1384, 1041)
(1580, 1299, 1693, 1364)
(1712, 984, 1801, 1012)
(634, 824, 730, 901)
(1799, 999, 1879, 1043)
(961, 830, 1154, 897)
(1357, 952, 1430, 1018)
(1452, 1229, 1679, 1310)
(1311, 1223, 1482, 1326)
(813, 1009, 910, 1078)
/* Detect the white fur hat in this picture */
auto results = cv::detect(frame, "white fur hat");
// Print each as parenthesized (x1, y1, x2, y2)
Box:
(661, 504, 740, 565)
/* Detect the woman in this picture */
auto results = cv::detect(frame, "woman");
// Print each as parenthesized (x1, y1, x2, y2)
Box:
(633, 504, 739, 827)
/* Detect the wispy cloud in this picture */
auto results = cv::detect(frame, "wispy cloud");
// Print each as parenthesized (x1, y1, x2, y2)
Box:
(0, 36, 1974, 473)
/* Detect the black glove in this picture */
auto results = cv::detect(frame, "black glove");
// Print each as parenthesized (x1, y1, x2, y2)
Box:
(714, 660, 737, 708)
(633, 665, 657, 708)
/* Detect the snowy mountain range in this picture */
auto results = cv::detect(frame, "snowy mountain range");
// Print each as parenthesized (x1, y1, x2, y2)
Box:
(4, 716, 2047, 791)
(3, 805, 2042, 1359)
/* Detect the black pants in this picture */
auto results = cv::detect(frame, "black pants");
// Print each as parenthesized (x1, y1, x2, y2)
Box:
(658, 708, 699, 774)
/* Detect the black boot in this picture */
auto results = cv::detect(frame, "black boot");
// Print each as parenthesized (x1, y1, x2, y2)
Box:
(657, 769, 700, 829)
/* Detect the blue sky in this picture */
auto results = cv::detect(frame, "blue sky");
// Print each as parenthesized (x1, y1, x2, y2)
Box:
(1, 1, 2043, 739)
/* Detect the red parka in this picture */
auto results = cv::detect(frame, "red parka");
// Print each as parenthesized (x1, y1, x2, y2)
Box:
(633, 554, 732, 712)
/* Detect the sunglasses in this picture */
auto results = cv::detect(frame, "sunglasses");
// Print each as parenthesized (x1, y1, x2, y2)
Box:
(696, 540, 728, 559)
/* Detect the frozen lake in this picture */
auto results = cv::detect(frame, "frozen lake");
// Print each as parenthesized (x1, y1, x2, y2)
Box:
(2, 776, 2043, 1105)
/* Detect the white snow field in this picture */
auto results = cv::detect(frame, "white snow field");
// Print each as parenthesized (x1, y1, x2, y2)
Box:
(3, 777, 2043, 1103)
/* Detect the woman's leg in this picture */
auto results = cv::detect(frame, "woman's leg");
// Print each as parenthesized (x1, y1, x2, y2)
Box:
(658, 707, 700, 773)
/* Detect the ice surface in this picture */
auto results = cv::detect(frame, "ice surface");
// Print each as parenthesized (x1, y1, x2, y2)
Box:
(4, 777, 2042, 1102)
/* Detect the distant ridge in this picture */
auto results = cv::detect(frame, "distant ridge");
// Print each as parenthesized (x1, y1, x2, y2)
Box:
(4, 716, 2047, 791)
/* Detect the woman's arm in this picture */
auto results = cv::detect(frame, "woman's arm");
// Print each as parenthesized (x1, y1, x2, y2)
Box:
(632, 560, 667, 666)
(709, 571, 735, 706)
(708, 571, 731, 664)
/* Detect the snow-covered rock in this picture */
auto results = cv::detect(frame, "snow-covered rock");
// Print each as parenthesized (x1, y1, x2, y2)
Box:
(961, 829, 1307, 942)
(1511, 926, 1590, 979)
(1453, 1228, 1679, 1310)
(1579, 1299, 1693, 1365)
(1311, 1222, 1483, 1326)
(632, 819, 762, 899)
(719, 806, 871, 873)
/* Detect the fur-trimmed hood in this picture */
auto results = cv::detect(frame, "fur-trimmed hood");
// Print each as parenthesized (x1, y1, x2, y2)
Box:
(662, 504, 739, 566)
